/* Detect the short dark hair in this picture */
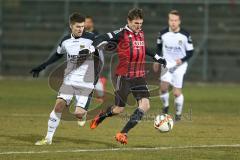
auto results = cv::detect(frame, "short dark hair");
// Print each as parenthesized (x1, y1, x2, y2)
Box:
(128, 8, 143, 21)
(169, 10, 181, 19)
(85, 16, 94, 21)
(69, 12, 85, 25)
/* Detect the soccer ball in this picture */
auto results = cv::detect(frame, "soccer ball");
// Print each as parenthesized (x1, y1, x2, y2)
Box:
(154, 114, 174, 132)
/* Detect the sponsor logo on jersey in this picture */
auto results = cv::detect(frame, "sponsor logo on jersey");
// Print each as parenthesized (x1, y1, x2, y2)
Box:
(133, 41, 144, 49)
(164, 45, 181, 52)
(133, 41, 144, 47)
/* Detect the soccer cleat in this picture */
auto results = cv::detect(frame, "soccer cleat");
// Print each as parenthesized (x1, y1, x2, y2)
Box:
(115, 132, 128, 144)
(35, 138, 52, 146)
(77, 113, 87, 127)
(90, 111, 105, 129)
(175, 114, 182, 122)
(162, 106, 169, 114)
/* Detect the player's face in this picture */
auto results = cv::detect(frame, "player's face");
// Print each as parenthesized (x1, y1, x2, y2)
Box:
(84, 18, 94, 31)
(168, 14, 181, 32)
(70, 22, 85, 37)
(128, 18, 143, 33)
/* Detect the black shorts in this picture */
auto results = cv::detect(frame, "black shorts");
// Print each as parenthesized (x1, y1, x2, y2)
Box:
(114, 76, 150, 107)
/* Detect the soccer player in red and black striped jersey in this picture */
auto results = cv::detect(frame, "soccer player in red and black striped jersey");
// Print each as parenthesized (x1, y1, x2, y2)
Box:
(90, 8, 166, 144)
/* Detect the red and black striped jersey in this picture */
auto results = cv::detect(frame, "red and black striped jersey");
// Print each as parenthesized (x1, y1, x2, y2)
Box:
(94, 25, 152, 78)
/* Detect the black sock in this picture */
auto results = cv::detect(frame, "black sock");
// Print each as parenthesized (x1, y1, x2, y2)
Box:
(162, 106, 169, 114)
(98, 105, 114, 122)
(121, 108, 144, 134)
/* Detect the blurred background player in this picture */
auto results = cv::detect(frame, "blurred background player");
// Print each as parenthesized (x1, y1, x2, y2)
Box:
(85, 16, 107, 103)
(30, 13, 100, 145)
(153, 10, 194, 121)
(90, 8, 166, 144)
(84, 16, 99, 35)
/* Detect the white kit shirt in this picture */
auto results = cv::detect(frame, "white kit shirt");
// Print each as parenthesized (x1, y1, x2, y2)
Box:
(57, 32, 96, 88)
(157, 28, 194, 67)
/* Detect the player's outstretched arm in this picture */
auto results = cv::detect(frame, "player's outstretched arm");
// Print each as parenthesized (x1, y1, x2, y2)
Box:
(146, 48, 167, 68)
(93, 28, 123, 49)
(30, 52, 63, 78)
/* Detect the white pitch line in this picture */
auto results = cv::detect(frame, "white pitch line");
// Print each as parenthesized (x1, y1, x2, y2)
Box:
(0, 144, 240, 155)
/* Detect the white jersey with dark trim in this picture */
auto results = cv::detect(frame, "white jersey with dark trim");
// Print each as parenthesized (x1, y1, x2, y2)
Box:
(56, 32, 96, 88)
(157, 28, 194, 65)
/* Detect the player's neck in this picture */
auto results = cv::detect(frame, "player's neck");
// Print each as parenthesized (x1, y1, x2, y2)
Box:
(169, 27, 180, 33)
(71, 33, 82, 39)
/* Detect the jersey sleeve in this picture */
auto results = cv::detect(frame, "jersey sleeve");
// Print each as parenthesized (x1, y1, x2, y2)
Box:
(57, 35, 71, 54)
(185, 34, 194, 51)
(56, 45, 64, 54)
(93, 28, 123, 48)
(156, 32, 163, 56)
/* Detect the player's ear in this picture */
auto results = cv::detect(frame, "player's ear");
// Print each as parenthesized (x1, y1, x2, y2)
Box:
(127, 18, 131, 25)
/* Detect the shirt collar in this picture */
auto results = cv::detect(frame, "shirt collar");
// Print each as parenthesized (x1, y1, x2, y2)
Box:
(124, 25, 142, 35)
(71, 33, 81, 39)
(169, 27, 180, 33)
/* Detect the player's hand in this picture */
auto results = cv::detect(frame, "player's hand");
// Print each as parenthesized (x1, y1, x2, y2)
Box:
(153, 54, 167, 68)
(78, 46, 95, 55)
(30, 64, 46, 78)
(78, 49, 91, 56)
(176, 59, 182, 65)
(157, 58, 167, 68)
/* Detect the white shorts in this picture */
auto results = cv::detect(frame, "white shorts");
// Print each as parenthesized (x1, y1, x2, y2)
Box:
(160, 62, 188, 88)
(57, 83, 93, 109)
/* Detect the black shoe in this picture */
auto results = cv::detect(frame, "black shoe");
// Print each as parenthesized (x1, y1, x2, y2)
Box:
(162, 106, 169, 114)
(175, 114, 182, 122)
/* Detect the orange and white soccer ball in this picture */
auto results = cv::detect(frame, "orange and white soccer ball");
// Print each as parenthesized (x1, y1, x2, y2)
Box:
(154, 114, 174, 132)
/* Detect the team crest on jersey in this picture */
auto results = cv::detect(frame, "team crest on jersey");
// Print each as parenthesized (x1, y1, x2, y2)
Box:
(80, 45, 85, 49)
(178, 40, 183, 45)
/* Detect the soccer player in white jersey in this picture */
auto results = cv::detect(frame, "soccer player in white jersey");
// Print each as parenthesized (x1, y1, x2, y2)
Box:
(30, 13, 101, 145)
(153, 10, 194, 121)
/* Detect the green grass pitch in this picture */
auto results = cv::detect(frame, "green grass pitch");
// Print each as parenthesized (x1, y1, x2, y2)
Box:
(0, 78, 239, 160)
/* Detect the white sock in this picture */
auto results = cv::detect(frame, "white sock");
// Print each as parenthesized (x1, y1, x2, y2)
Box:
(45, 110, 62, 141)
(160, 92, 169, 108)
(175, 94, 184, 115)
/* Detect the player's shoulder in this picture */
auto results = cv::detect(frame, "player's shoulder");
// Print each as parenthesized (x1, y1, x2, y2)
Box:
(81, 31, 95, 41)
(179, 28, 191, 38)
(179, 28, 193, 43)
(159, 27, 169, 36)
(113, 27, 124, 35)
(60, 34, 71, 46)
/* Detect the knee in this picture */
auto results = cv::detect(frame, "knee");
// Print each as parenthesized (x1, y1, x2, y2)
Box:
(113, 106, 124, 114)
(74, 110, 87, 119)
(139, 98, 150, 112)
(54, 99, 67, 113)
(160, 82, 169, 93)
(173, 91, 182, 97)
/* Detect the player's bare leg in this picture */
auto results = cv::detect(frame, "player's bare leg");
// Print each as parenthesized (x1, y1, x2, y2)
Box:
(116, 98, 150, 144)
(75, 107, 87, 127)
(160, 81, 170, 114)
(173, 87, 184, 121)
(35, 99, 66, 145)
